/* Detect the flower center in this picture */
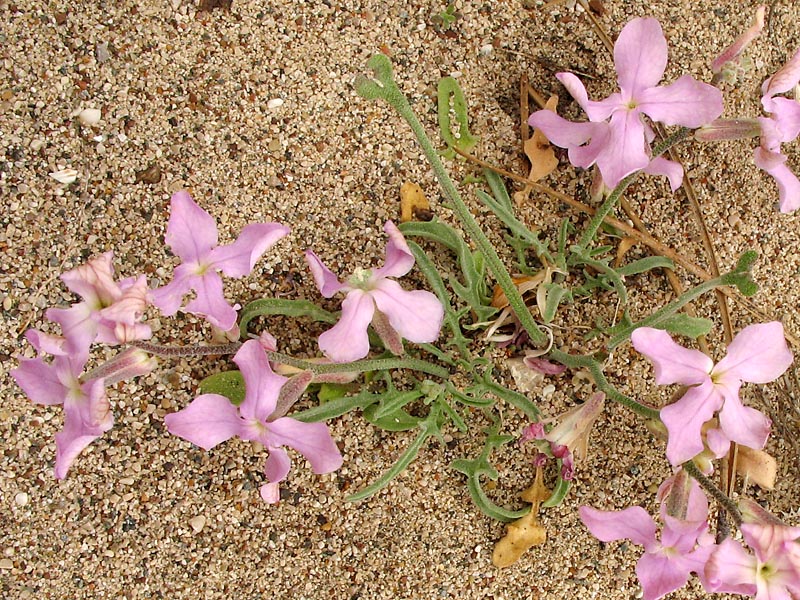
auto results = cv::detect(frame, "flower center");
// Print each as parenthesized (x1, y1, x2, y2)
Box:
(347, 266, 374, 289)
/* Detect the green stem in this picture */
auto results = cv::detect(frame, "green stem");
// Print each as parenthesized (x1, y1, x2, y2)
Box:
(356, 55, 547, 347)
(606, 274, 728, 349)
(268, 351, 450, 379)
(132, 340, 241, 357)
(683, 460, 742, 527)
(574, 127, 692, 253)
(548, 348, 660, 420)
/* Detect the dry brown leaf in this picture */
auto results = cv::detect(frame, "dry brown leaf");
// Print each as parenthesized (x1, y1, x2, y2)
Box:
(524, 96, 559, 182)
(614, 236, 637, 267)
(492, 512, 546, 568)
(493, 467, 550, 568)
(399, 182, 432, 222)
(514, 95, 559, 205)
(736, 446, 777, 489)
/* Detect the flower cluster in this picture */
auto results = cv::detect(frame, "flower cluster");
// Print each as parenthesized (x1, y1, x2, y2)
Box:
(528, 17, 723, 191)
(13, 191, 443, 502)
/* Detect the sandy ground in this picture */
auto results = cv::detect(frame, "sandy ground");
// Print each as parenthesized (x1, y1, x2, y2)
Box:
(2, 0, 799, 598)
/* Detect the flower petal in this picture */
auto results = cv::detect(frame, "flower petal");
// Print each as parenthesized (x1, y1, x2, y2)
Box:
(234, 340, 287, 422)
(638, 76, 724, 128)
(182, 271, 239, 330)
(263, 445, 291, 483)
(164, 191, 218, 262)
(614, 18, 668, 96)
(704, 539, 758, 595)
(631, 327, 713, 386)
(260, 482, 281, 503)
(148, 264, 197, 317)
(54, 385, 113, 479)
(642, 156, 684, 191)
(766, 97, 800, 143)
(266, 417, 343, 475)
(754, 147, 800, 212)
(636, 552, 693, 600)
(717, 393, 771, 451)
(762, 47, 800, 102)
(369, 279, 444, 343)
(12, 357, 67, 406)
(660, 381, 722, 465)
(209, 222, 290, 278)
(528, 110, 597, 152)
(372, 221, 415, 279)
(555, 72, 593, 114)
(713, 322, 793, 384)
(319, 289, 375, 362)
(579, 505, 658, 551)
(164, 393, 242, 450)
(46, 304, 97, 354)
(304, 250, 347, 298)
(595, 109, 650, 188)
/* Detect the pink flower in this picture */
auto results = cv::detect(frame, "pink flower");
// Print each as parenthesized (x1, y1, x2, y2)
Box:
(529, 18, 723, 189)
(520, 392, 604, 480)
(631, 323, 793, 466)
(46, 252, 151, 352)
(11, 331, 113, 479)
(755, 48, 800, 212)
(304, 221, 444, 363)
(151, 191, 290, 330)
(705, 510, 800, 599)
(580, 471, 714, 600)
(710, 6, 765, 79)
(164, 339, 343, 503)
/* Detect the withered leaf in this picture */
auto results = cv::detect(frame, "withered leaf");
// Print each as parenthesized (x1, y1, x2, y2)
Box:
(135, 165, 162, 184)
(198, 0, 232, 12)
(399, 182, 433, 222)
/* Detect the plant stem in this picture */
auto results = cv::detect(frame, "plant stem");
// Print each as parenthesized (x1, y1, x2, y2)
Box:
(268, 352, 451, 379)
(132, 340, 242, 357)
(683, 460, 742, 527)
(356, 55, 548, 347)
(606, 274, 729, 349)
(548, 348, 661, 420)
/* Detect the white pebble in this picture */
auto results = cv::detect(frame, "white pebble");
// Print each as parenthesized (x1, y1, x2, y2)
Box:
(267, 98, 284, 109)
(0, 559, 12, 570)
(78, 108, 102, 126)
(189, 515, 206, 533)
(479, 44, 493, 56)
(49, 168, 78, 184)
(542, 384, 556, 397)
(14, 492, 28, 506)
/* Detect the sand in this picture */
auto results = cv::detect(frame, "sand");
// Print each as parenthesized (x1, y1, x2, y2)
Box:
(2, 0, 799, 598)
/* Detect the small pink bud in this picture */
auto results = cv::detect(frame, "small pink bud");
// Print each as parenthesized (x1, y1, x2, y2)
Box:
(695, 118, 761, 142)
(711, 6, 765, 75)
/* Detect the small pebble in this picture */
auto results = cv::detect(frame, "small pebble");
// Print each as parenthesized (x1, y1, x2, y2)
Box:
(14, 492, 28, 506)
(78, 108, 102, 126)
(49, 168, 78, 184)
(267, 98, 284, 109)
(0, 559, 12, 570)
(189, 515, 206, 533)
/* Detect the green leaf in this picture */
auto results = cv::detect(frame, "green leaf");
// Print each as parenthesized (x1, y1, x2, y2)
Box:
(239, 298, 337, 338)
(317, 383, 351, 403)
(437, 76, 479, 158)
(198, 370, 245, 406)
(615, 256, 674, 277)
(400, 220, 496, 322)
(657, 313, 714, 338)
(451, 426, 529, 522)
(364, 404, 421, 431)
(541, 474, 571, 508)
(540, 282, 571, 324)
